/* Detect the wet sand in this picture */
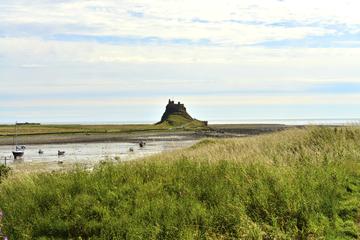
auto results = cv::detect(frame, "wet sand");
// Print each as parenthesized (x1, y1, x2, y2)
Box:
(0, 131, 199, 145)
(1, 140, 198, 173)
(209, 124, 291, 135)
(0, 124, 294, 173)
(0, 124, 291, 146)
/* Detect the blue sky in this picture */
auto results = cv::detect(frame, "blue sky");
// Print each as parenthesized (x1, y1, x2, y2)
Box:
(1, 0, 360, 123)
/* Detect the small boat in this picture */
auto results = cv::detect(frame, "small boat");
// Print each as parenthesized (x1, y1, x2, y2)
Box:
(12, 123, 25, 159)
(38, 149, 44, 154)
(12, 150, 24, 159)
(18, 145, 26, 150)
(139, 141, 146, 148)
(58, 150, 66, 156)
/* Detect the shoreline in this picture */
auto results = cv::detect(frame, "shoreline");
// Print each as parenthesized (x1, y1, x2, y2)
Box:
(0, 124, 292, 146)
(0, 131, 201, 146)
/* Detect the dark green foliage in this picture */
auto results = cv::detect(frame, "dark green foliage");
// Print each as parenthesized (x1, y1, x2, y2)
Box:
(0, 164, 11, 183)
(0, 127, 359, 239)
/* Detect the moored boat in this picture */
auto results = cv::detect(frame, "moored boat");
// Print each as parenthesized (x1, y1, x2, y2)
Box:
(12, 150, 24, 159)
(58, 150, 65, 156)
(12, 122, 25, 159)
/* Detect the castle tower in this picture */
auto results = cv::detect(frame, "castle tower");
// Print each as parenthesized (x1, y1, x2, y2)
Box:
(159, 99, 193, 123)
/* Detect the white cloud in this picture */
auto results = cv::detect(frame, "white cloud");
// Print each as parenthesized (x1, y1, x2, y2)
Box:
(1, 1, 360, 122)
(2, 94, 360, 109)
(0, 0, 357, 46)
(1, 36, 360, 65)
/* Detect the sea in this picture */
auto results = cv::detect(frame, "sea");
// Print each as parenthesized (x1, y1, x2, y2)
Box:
(26, 118, 360, 126)
(208, 118, 360, 126)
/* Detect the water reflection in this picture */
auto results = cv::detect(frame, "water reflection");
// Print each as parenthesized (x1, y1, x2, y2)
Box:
(0, 140, 197, 168)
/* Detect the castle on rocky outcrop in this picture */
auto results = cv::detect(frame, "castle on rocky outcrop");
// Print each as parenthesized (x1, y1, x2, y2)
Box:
(158, 99, 208, 126)
(160, 99, 193, 123)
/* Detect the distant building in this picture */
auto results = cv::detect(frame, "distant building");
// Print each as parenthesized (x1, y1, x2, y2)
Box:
(160, 99, 193, 123)
(17, 122, 41, 125)
(158, 99, 208, 126)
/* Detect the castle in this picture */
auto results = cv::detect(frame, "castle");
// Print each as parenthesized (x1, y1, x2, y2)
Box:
(160, 99, 193, 123)
(158, 99, 208, 126)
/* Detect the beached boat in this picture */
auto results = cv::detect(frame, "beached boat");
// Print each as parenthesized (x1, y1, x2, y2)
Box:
(139, 141, 146, 148)
(58, 150, 65, 156)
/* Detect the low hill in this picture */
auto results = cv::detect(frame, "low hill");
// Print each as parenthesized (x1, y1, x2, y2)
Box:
(158, 114, 207, 129)
(156, 99, 208, 129)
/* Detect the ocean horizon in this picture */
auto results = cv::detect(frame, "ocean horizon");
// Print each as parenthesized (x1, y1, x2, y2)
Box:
(1, 118, 359, 126)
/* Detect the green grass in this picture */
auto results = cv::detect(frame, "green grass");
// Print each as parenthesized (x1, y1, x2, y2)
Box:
(157, 114, 208, 130)
(0, 127, 359, 239)
(0, 122, 208, 138)
(0, 124, 169, 136)
(0, 164, 11, 183)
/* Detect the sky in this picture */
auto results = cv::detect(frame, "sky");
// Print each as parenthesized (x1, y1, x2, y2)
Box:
(1, 0, 360, 123)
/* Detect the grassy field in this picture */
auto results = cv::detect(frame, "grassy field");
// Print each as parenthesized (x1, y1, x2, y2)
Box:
(158, 114, 207, 129)
(0, 123, 284, 138)
(0, 127, 359, 239)
(0, 122, 209, 145)
(0, 117, 208, 137)
(0, 124, 170, 136)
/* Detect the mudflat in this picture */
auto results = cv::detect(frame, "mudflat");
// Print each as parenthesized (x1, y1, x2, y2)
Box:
(0, 123, 291, 145)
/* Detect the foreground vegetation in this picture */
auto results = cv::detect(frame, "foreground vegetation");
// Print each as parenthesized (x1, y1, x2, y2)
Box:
(0, 127, 359, 239)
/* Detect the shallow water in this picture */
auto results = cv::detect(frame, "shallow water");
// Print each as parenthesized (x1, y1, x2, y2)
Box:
(0, 140, 197, 168)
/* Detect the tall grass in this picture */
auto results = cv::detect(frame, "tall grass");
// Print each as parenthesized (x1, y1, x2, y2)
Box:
(0, 164, 11, 183)
(0, 127, 359, 239)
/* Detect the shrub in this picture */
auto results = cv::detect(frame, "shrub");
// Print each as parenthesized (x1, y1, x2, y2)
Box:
(0, 164, 11, 183)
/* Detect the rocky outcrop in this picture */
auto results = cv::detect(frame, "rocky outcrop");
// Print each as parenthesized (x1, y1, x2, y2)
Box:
(157, 99, 208, 127)
(160, 99, 193, 123)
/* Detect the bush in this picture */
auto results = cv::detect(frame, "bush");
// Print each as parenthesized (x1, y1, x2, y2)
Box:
(0, 164, 11, 183)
